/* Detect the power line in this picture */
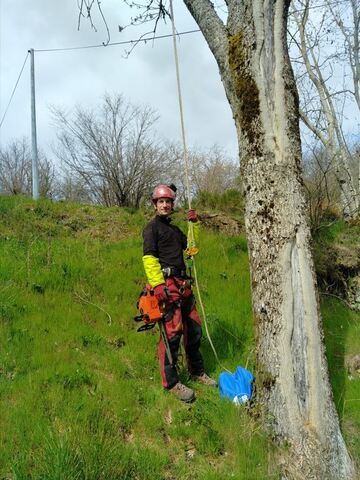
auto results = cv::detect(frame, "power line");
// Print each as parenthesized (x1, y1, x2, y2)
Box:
(33, 1, 346, 54)
(0, 2, 350, 131)
(0, 52, 29, 131)
(0, 30, 201, 132)
(34, 29, 201, 53)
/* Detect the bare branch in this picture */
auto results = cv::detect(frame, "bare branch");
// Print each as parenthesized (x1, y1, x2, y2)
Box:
(52, 93, 173, 208)
(183, 0, 228, 67)
(77, 0, 110, 44)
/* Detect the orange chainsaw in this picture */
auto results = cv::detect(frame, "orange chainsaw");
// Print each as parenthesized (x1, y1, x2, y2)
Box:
(134, 287, 174, 366)
(134, 287, 163, 331)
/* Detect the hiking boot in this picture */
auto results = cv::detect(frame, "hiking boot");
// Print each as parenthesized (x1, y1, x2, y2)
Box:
(169, 382, 195, 403)
(193, 373, 218, 387)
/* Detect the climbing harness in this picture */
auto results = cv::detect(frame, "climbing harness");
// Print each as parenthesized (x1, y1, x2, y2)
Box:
(161, 266, 187, 279)
(168, 0, 229, 373)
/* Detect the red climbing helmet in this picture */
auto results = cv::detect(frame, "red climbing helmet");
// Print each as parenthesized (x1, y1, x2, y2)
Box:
(152, 184, 176, 202)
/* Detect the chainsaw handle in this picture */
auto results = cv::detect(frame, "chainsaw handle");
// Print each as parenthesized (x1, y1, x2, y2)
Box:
(137, 323, 156, 332)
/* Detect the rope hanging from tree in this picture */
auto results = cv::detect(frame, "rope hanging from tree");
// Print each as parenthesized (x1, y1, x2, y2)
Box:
(168, 0, 229, 372)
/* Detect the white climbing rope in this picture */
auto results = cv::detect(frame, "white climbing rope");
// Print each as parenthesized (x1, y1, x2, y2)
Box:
(169, 0, 229, 373)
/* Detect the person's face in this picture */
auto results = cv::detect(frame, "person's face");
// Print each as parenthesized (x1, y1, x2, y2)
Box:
(155, 197, 173, 216)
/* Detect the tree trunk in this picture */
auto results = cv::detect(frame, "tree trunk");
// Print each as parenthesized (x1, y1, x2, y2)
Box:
(334, 148, 359, 219)
(184, 1, 354, 478)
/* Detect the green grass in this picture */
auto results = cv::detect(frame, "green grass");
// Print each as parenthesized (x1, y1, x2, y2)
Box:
(322, 297, 360, 462)
(0, 196, 359, 479)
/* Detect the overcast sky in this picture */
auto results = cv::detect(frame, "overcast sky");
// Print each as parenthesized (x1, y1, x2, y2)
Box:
(0, 1, 238, 162)
(1, 1, 359, 168)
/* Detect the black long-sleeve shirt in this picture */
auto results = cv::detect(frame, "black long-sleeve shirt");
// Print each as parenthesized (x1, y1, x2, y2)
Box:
(143, 215, 187, 271)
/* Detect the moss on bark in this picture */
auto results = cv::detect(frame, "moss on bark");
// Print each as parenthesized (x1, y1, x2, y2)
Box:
(228, 32, 261, 154)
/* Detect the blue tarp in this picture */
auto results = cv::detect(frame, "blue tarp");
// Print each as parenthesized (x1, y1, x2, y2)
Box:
(219, 366, 254, 405)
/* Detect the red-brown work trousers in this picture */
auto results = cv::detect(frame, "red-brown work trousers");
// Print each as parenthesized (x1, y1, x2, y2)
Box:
(159, 276, 204, 389)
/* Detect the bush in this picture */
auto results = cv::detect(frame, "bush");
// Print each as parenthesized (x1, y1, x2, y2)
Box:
(194, 189, 244, 217)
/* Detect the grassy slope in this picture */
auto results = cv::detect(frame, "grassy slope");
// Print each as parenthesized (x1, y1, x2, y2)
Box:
(0, 196, 359, 479)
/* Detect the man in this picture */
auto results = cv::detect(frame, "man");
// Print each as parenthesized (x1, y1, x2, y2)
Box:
(142, 184, 217, 402)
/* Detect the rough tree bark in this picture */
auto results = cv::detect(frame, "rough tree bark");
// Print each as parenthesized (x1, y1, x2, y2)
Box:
(183, 0, 354, 478)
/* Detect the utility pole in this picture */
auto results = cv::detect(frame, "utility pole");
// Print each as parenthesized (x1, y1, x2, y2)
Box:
(29, 48, 39, 200)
